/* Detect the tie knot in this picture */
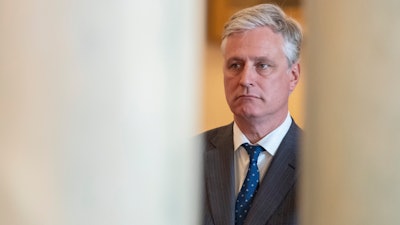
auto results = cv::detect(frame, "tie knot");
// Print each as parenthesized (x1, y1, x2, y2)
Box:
(242, 143, 264, 161)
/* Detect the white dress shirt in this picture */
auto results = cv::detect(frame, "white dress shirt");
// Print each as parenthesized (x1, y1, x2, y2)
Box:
(233, 113, 292, 196)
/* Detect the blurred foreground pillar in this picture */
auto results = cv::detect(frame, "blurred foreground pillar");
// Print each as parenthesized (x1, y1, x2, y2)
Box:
(0, 1, 204, 225)
(302, 1, 400, 224)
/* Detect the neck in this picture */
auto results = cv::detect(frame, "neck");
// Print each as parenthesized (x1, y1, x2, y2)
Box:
(234, 113, 287, 144)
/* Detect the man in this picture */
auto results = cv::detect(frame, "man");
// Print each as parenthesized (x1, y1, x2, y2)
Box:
(201, 4, 302, 225)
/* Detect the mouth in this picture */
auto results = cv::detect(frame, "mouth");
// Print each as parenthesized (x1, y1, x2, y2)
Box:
(236, 94, 261, 100)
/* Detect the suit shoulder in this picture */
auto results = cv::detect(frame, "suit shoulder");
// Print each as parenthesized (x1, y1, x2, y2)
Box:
(196, 123, 233, 151)
(289, 120, 303, 139)
(200, 123, 233, 140)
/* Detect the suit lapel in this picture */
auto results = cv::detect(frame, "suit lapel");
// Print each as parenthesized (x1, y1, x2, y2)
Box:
(244, 122, 300, 225)
(205, 124, 235, 225)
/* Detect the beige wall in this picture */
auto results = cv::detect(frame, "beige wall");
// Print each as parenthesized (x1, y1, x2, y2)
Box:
(0, 1, 203, 225)
(302, 0, 400, 224)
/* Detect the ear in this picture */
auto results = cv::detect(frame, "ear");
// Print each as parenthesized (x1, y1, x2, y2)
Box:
(289, 62, 300, 93)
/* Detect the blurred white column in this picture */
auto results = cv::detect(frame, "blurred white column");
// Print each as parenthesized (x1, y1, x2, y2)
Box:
(302, 0, 400, 224)
(0, 0, 204, 225)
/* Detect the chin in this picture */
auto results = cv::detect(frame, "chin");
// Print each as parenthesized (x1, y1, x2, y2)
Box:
(235, 109, 259, 119)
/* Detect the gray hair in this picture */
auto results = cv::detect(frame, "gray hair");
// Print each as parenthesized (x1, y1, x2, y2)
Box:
(221, 4, 302, 67)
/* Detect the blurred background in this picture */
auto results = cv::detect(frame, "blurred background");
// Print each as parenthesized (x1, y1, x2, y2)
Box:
(0, 1, 204, 225)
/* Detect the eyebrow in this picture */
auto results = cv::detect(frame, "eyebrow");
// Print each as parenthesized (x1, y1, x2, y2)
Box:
(253, 56, 272, 62)
(226, 56, 273, 63)
(226, 56, 242, 62)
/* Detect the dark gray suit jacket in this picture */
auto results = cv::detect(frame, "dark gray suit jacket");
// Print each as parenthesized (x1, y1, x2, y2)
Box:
(201, 121, 301, 225)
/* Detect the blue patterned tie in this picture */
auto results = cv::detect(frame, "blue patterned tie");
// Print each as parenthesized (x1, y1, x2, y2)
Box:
(235, 143, 264, 225)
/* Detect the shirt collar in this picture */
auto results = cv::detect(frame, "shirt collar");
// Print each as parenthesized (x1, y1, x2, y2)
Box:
(233, 113, 292, 156)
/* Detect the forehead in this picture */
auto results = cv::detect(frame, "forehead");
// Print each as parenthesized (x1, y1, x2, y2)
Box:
(222, 26, 285, 59)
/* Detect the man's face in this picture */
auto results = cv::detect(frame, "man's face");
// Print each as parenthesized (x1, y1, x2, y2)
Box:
(222, 26, 300, 123)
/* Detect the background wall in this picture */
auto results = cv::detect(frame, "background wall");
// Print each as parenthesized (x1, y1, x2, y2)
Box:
(0, 1, 203, 225)
(302, 0, 400, 224)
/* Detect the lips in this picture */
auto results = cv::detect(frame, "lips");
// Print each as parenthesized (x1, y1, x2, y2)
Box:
(236, 94, 261, 100)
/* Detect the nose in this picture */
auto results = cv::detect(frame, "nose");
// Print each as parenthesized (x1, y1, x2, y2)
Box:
(239, 64, 255, 87)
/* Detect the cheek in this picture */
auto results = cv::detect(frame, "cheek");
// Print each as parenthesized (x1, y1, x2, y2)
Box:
(223, 75, 228, 88)
(223, 77, 232, 99)
(278, 74, 292, 89)
(263, 77, 290, 97)
(223, 76, 235, 92)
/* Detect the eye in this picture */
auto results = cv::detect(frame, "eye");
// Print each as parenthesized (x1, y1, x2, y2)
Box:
(228, 62, 242, 70)
(257, 63, 270, 70)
